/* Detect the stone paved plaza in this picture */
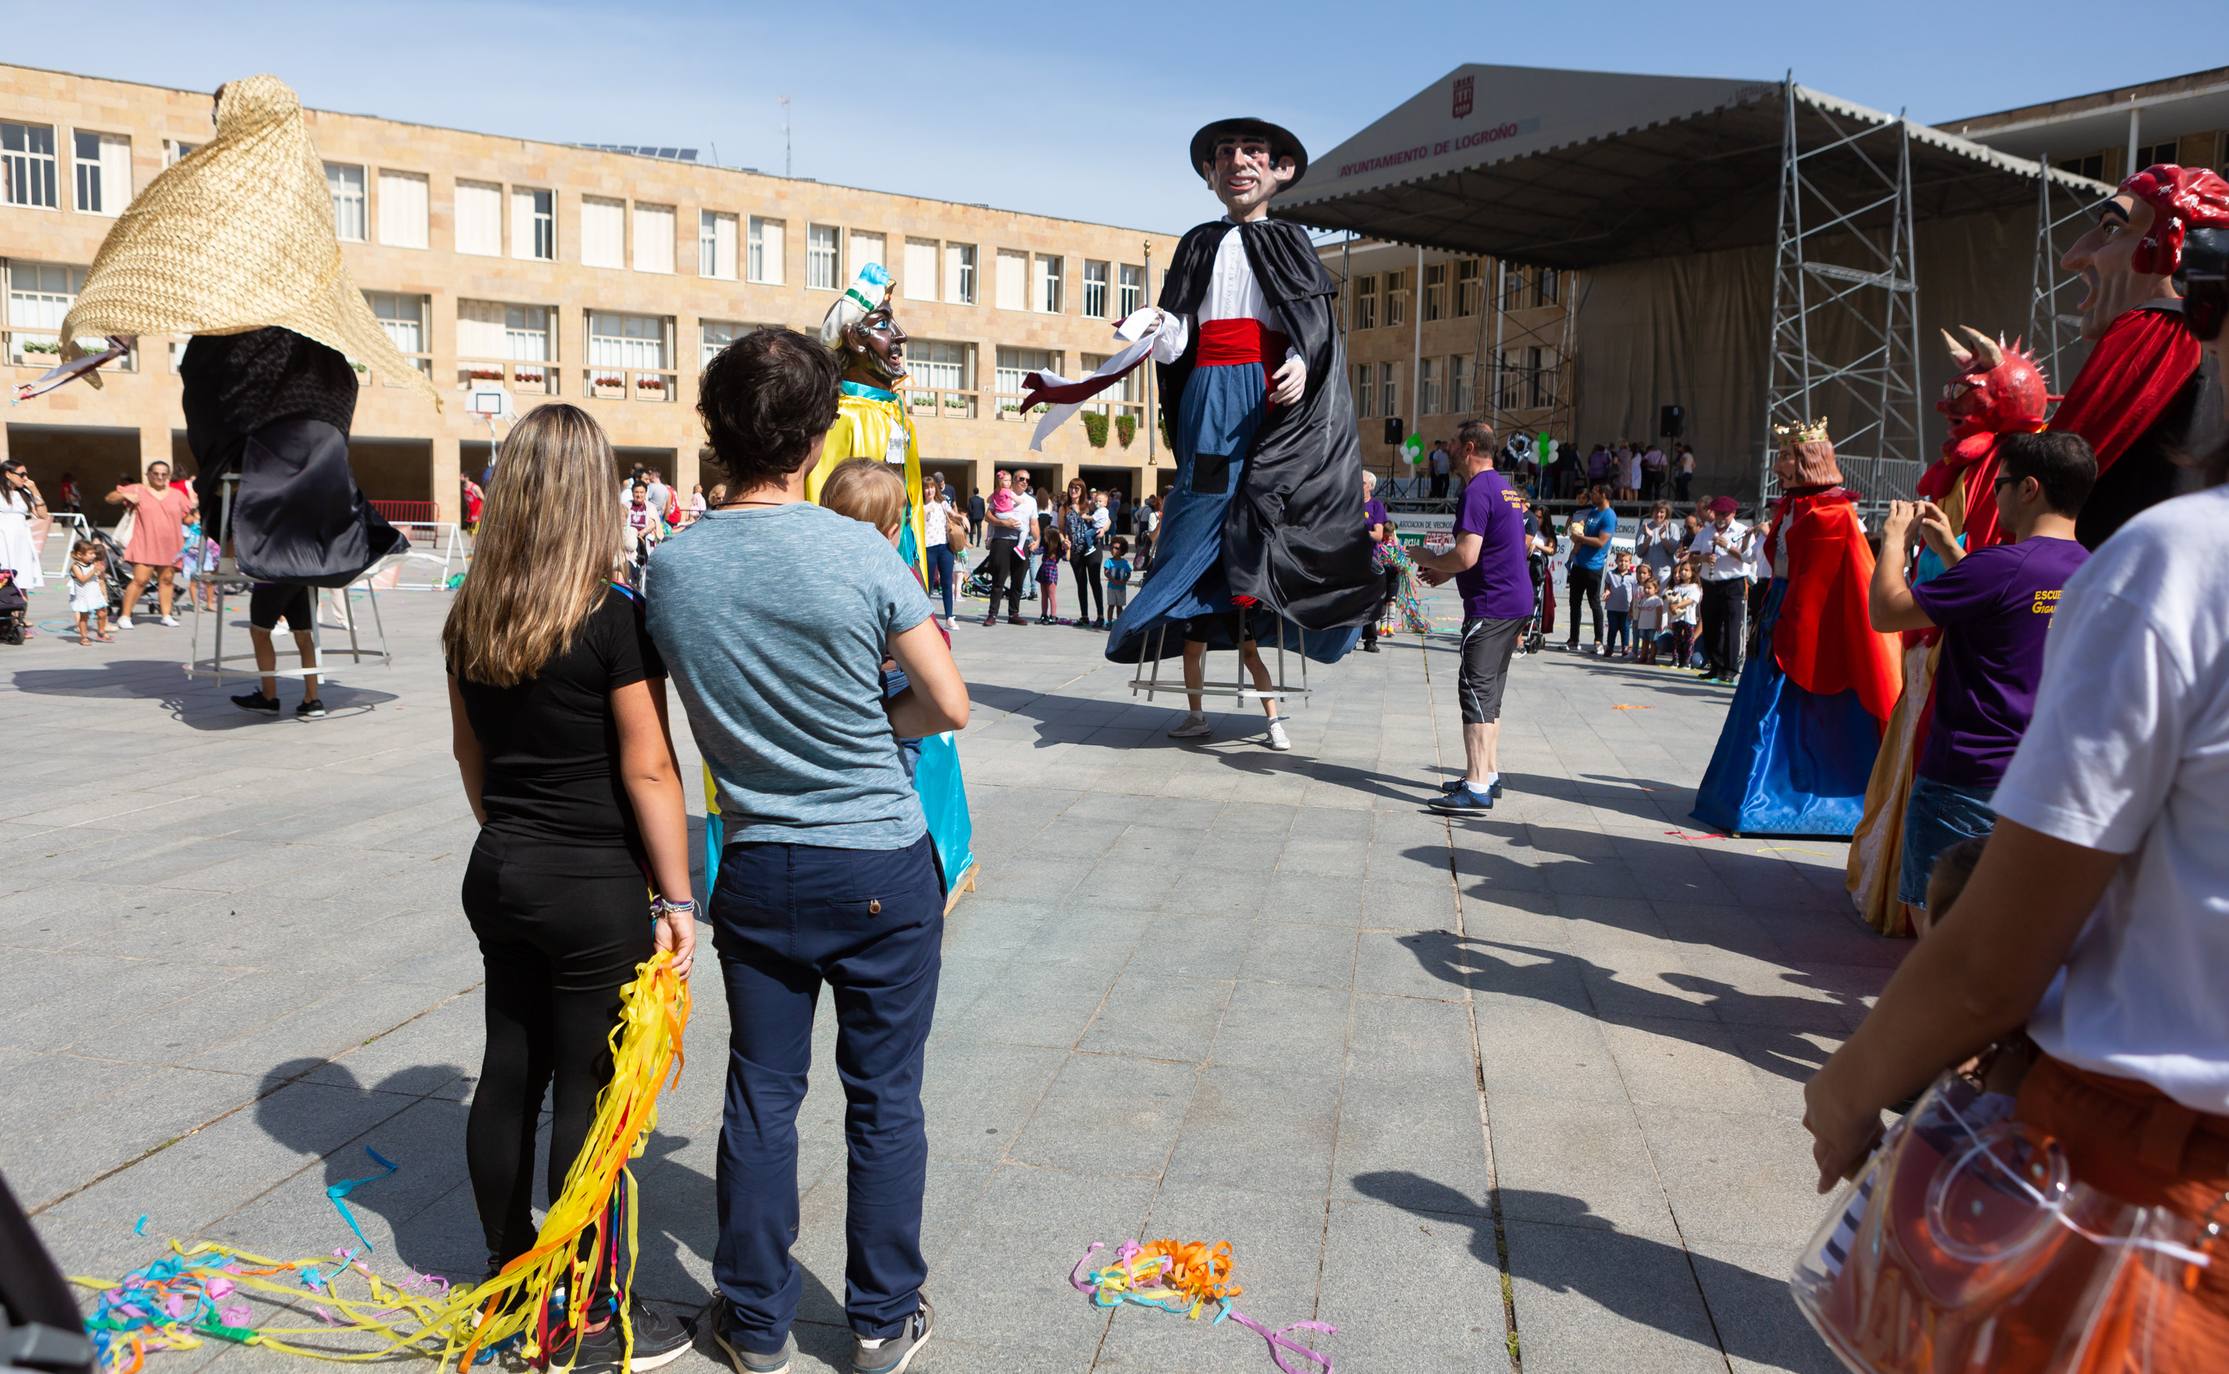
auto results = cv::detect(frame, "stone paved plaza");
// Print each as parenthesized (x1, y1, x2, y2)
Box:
(1, 579, 1898, 1373)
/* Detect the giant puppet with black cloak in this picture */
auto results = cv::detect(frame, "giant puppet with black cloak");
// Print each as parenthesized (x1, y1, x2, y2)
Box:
(1025, 118, 1376, 666)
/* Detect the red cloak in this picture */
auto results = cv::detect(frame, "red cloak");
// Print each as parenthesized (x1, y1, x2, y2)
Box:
(2049, 306, 2201, 471)
(1766, 487, 1902, 725)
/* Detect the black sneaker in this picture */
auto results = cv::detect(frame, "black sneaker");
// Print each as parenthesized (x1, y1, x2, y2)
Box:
(552, 1302, 696, 1373)
(712, 1326, 794, 1374)
(296, 698, 328, 720)
(231, 690, 280, 715)
(1363, 641, 1381, 653)
(852, 1297, 933, 1374)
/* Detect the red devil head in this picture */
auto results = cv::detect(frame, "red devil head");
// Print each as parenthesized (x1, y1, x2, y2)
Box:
(2120, 164, 2229, 278)
(1937, 326, 2049, 449)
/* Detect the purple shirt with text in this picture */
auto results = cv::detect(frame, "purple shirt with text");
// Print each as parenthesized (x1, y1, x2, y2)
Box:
(1453, 468, 1534, 621)
(1911, 535, 2090, 789)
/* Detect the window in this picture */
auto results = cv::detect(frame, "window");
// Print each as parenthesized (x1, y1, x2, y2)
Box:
(2135, 141, 2177, 171)
(1354, 362, 1374, 418)
(586, 310, 673, 400)
(1449, 353, 1471, 415)
(163, 139, 197, 167)
(1118, 263, 1144, 316)
(995, 249, 1026, 310)
(2, 122, 58, 208)
(455, 180, 502, 256)
(699, 210, 737, 279)
(362, 290, 431, 378)
(580, 196, 625, 268)
(944, 242, 977, 304)
(849, 230, 886, 275)
(806, 224, 840, 289)
(72, 131, 130, 216)
(747, 215, 784, 283)
(376, 170, 428, 248)
(1034, 254, 1065, 313)
(1419, 358, 1441, 415)
(1422, 263, 1446, 322)
(907, 339, 975, 417)
(633, 203, 675, 273)
(325, 162, 367, 241)
(902, 237, 938, 302)
(1077, 350, 1143, 412)
(1535, 267, 1560, 308)
(1455, 258, 1482, 316)
(512, 187, 555, 261)
(1528, 346, 1549, 408)
(1353, 274, 1377, 330)
(700, 319, 761, 368)
(457, 300, 555, 392)
(1082, 259, 1109, 318)
(2056, 152, 2107, 181)
(1379, 362, 1398, 420)
(995, 346, 1058, 414)
(6, 261, 87, 364)
(1500, 264, 1527, 310)
(1385, 269, 1408, 327)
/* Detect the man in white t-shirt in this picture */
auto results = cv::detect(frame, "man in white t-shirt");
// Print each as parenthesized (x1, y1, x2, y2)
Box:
(1428, 442, 1451, 499)
(1688, 496, 1750, 682)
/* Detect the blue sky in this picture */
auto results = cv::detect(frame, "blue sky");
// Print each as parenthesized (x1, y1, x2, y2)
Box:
(9, 1, 2221, 232)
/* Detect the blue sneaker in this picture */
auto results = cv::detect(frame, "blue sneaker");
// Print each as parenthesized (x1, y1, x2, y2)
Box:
(1438, 777, 1505, 799)
(1429, 786, 1495, 815)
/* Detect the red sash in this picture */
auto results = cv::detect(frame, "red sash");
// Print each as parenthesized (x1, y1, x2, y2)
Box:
(1197, 318, 1290, 369)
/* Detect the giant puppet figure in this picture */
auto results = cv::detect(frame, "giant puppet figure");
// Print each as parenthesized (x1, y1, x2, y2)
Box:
(808, 264, 929, 581)
(1844, 331, 2051, 933)
(2050, 163, 2229, 548)
(1693, 422, 1902, 837)
(1101, 117, 1378, 666)
(34, 76, 425, 584)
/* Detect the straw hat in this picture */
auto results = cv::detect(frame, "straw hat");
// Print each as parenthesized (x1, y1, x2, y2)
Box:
(59, 75, 439, 409)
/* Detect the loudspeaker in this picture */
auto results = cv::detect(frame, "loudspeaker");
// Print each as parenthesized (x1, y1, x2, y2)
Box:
(1659, 404, 1684, 439)
(1383, 417, 1403, 445)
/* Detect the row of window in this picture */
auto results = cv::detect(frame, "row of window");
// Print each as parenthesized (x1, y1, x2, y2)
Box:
(2, 118, 1150, 320)
(1348, 260, 1562, 330)
(1350, 347, 1564, 422)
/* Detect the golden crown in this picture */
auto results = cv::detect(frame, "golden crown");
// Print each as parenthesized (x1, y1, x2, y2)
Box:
(1773, 419, 1830, 449)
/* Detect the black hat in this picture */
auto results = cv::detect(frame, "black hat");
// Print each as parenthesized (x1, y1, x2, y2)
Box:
(1189, 117, 1309, 190)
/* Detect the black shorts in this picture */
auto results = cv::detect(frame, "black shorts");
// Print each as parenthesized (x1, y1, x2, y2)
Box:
(1183, 610, 1255, 646)
(249, 583, 313, 632)
(1458, 616, 1525, 725)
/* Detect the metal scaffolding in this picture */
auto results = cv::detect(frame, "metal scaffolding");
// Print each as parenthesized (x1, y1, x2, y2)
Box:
(1759, 80, 1924, 503)
(1482, 261, 1579, 463)
(2027, 155, 2097, 390)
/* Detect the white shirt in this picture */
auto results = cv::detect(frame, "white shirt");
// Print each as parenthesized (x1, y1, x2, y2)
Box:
(1091, 507, 1110, 540)
(1994, 485, 2229, 1114)
(923, 498, 948, 545)
(1665, 583, 1701, 625)
(1012, 491, 1039, 547)
(1689, 518, 1750, 581)
(1147, 223, 1298, 367)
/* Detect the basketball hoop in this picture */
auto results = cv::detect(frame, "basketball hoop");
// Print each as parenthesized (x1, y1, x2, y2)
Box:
(467, 384, 515, 422)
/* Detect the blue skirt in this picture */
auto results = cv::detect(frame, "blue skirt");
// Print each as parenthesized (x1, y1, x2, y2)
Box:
(1691, 579, 1882, 838)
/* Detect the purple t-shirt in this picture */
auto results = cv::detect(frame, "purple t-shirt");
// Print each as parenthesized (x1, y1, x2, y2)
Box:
(1363, 497, 1389, 536)
(1453, 469, 1533, 621)
(1911, 535, 2090, 789)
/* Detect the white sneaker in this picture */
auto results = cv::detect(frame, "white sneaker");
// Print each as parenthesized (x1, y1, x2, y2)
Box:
(1265, 720, 1292, 752)
(1167, 712, 1211, 739)
(115, 615, 135, 630)
(158, 615, 180, 627)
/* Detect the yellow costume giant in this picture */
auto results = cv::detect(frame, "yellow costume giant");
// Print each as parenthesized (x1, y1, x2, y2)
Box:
(807, 382, 927, 581)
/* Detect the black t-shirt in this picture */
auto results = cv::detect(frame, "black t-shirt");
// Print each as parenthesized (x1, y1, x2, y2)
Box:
(454, 586, 665, 857)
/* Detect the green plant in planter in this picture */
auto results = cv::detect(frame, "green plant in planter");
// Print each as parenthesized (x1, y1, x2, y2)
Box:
(1080, 411, 1109, 448)
(1114, 414, 1137, 448)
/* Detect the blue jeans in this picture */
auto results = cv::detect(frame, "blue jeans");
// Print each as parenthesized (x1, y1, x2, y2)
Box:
(1606, 610, 1631, 653)
(711, 834, 943, 1348)
(924, 543, 955, 619)
(1898, 774, 1997, 908)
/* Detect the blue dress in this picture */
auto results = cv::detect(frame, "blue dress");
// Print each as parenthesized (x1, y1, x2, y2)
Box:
(1691, 580, 1883, 837)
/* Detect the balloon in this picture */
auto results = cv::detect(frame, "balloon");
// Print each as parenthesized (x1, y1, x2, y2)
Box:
(1402, 434, 1424, 464)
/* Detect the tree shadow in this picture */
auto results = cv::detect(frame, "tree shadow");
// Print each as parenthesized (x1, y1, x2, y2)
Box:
(1348, 1172, 1837, 1374)
(1394, 932, 1856, 1082)
(9, 659, 398, 730)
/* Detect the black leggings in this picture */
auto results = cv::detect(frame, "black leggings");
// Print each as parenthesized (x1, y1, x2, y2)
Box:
(1565, 566, 1605, 645)
(985, 539, 1025, 617)
(1069, 548, 1104, 622)
(461, 832, 651, 1268)
(1363, 563, 1399, 646)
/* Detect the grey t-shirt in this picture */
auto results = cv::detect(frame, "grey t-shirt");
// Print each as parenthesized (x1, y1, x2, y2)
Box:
(644, 502, 933, 849)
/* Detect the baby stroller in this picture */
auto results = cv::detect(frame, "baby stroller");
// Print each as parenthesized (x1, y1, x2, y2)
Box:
(0, 568, 25, 644)
(1518, 554, 1548, 655)
(84, 526, 144, 616)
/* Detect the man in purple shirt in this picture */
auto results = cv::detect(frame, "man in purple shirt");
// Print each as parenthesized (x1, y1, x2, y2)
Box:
(1415, 419, 1533, 813)
(1866, 430, 2096, 918)
(1360, 470, 1395, 652)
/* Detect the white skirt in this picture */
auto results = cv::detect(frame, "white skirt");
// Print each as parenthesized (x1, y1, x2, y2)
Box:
(0, 508, 43, 591)
(69, 572, 108, 613)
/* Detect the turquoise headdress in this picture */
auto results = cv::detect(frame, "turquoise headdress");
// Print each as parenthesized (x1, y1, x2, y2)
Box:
(820, 262, 894, 347)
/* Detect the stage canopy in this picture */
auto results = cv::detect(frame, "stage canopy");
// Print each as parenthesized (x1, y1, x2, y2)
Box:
(1276, 66, 2111, 498)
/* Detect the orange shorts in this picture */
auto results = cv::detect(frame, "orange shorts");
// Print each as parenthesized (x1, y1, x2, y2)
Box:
(2014, 1054, 2229, 1370)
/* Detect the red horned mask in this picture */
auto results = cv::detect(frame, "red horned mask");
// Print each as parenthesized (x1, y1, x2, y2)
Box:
(1936, 326, 2049, 447)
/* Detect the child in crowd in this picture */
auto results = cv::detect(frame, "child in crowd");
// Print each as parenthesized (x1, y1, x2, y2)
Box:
(1035, 514, 1065, 625)
(1603, 550, 1637, 657)
(68, 537, 114, 644)
(1105, 538, 1133, 621)
(1665, 562, 1701, 669)
(818, 458, 931, 777)
(1632, 567, 1663, 666)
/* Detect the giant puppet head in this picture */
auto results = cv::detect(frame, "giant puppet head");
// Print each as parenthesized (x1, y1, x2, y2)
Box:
(1772, 419, 1843, 490)
(1191, 117, 1308, 221)
(820, 263, 908, 387)
(1936, 326, 2050, 457)
(2061, 163, 2229, 343)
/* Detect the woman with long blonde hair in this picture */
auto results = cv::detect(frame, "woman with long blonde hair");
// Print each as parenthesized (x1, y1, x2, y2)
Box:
(443, 403, 695, 1371)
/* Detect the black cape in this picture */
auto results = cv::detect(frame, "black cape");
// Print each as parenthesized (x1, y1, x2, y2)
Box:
(1156, 217, 1377, 632)
(182, 328, 406, 588)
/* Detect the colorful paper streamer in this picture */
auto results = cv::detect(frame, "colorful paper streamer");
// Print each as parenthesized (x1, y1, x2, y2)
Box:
(1071, 1238, 1335, 1373)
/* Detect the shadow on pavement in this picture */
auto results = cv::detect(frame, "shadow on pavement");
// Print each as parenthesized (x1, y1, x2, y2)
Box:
(9, 659, 398, 729)
(1348, 1172, 1835, 1374)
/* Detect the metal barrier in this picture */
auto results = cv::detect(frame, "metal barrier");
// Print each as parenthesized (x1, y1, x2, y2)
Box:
(372, 499, 441, 524)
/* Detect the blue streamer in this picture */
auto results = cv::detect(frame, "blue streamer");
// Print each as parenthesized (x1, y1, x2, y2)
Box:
(324, 1147, 399, 1255)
